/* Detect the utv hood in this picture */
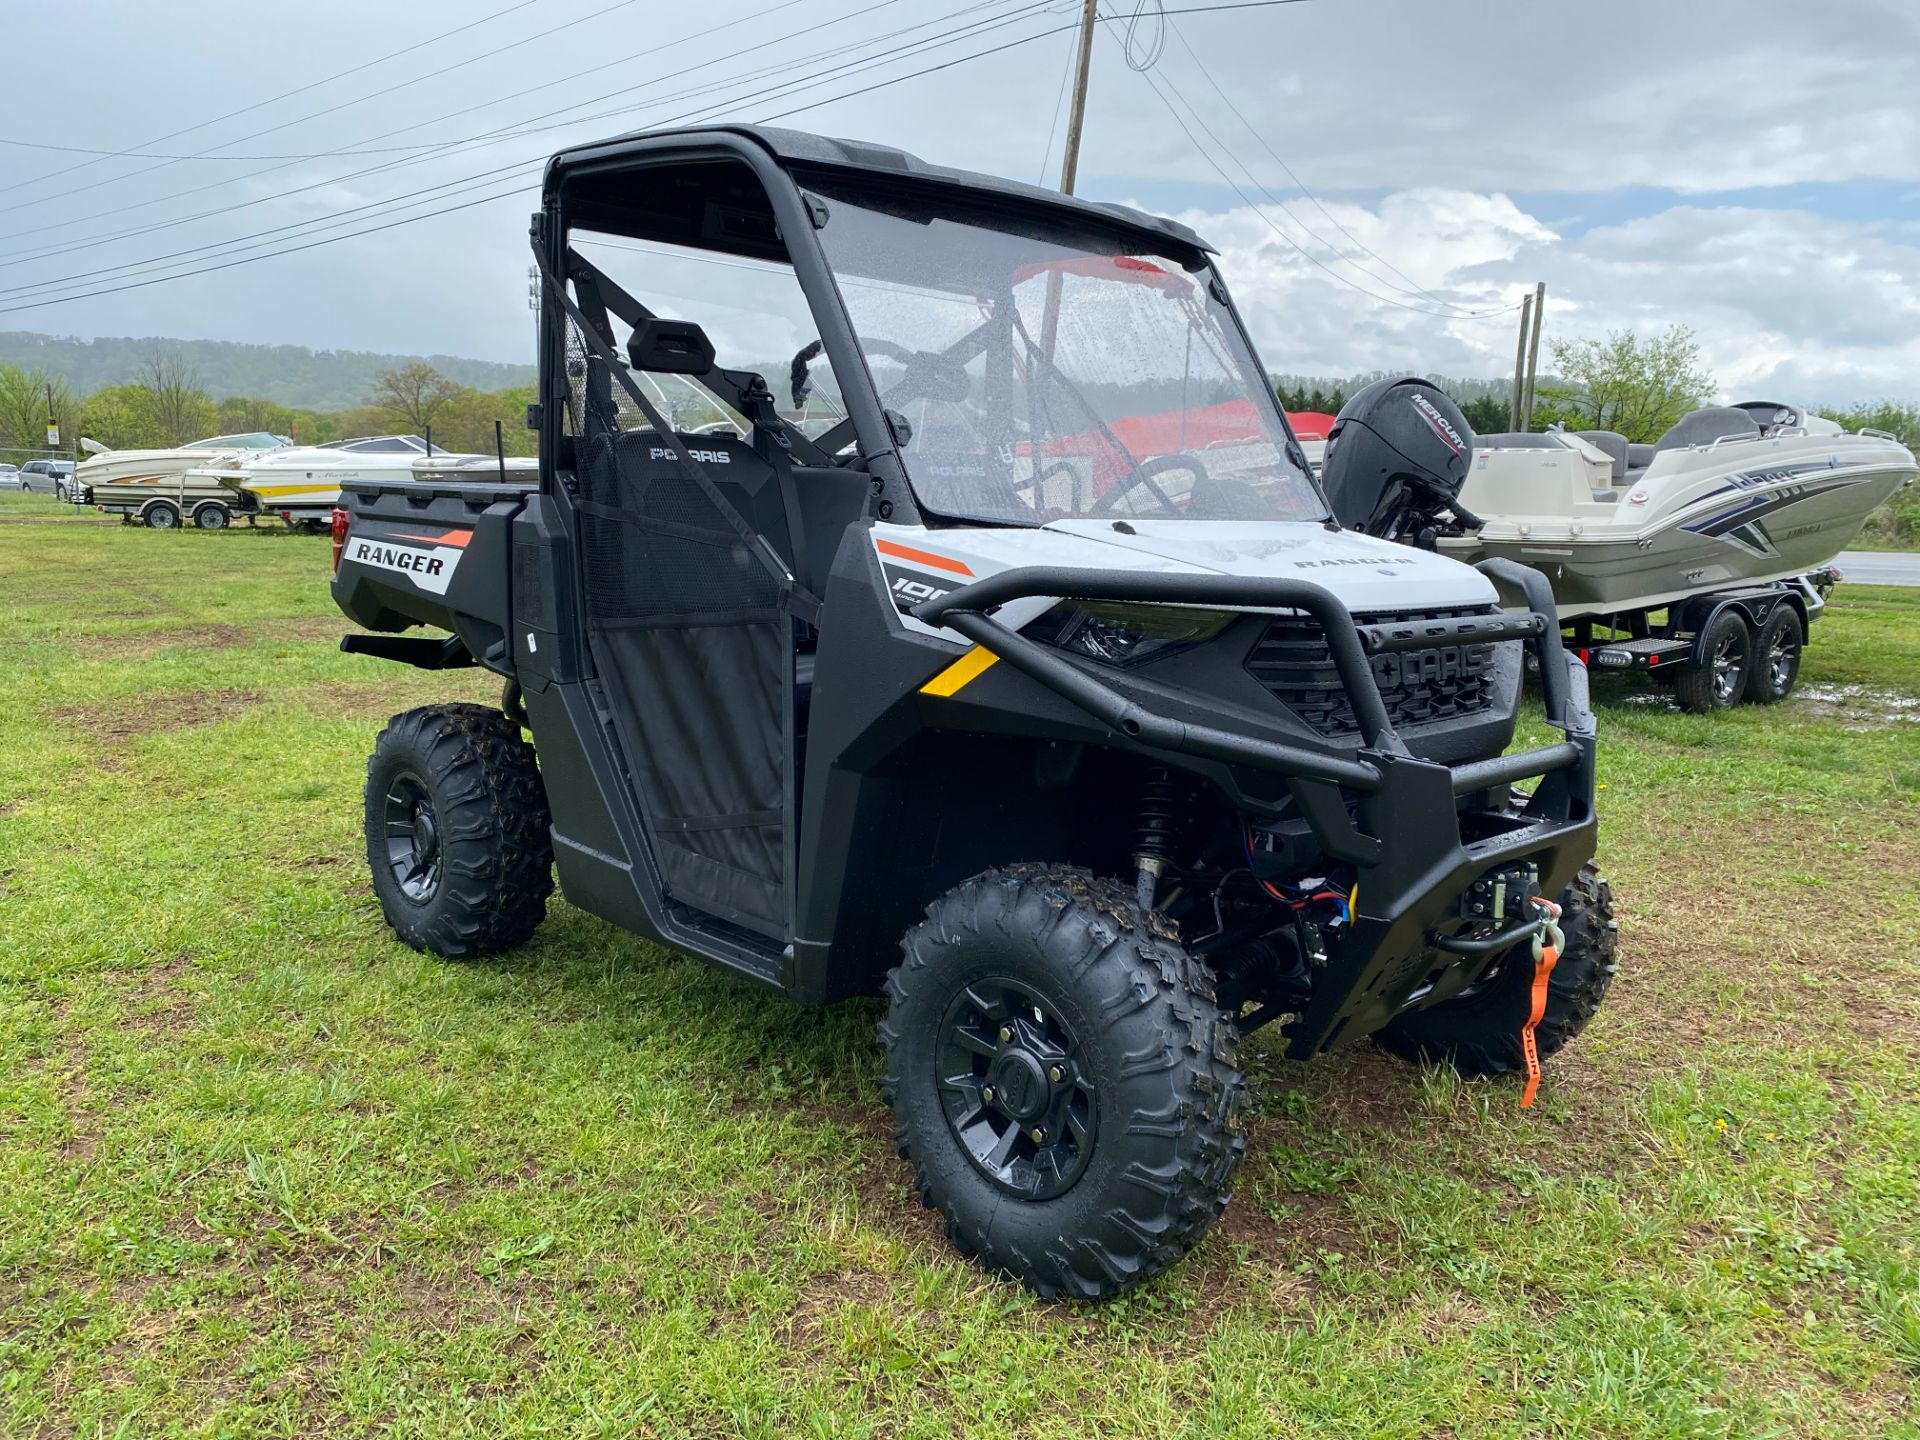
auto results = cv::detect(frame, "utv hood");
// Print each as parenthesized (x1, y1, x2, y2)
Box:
(1039, 519, 1501, 613)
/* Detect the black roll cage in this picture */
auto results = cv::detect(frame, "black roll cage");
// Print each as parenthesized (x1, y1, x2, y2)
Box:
(533, 125, 1320, 530)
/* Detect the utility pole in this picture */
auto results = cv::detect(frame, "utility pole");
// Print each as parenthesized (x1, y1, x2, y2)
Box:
(1510, 293, 1532, 432)
(1521, 282, 1547, 431)
(1041, 0, 1100, 359)
(1057, 0, 1100, 196)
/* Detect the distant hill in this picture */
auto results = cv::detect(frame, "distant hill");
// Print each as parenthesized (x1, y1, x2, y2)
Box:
(0, 331, 535, 411)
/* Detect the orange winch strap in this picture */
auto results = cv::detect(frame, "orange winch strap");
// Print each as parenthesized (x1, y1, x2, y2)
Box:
(1518, 938, 1558, 1108)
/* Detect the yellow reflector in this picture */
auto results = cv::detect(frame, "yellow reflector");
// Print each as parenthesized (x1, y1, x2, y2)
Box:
(920, 645, 1000, 697)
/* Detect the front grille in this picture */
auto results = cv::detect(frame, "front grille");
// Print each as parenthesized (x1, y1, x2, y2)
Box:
(1246, 606, 1500, 735)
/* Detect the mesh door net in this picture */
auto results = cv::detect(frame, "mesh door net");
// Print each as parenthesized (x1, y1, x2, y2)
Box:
(567, 321, 789, 937)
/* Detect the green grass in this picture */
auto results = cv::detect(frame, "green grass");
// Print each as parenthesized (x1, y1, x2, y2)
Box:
(2, 491, 1918, 1438)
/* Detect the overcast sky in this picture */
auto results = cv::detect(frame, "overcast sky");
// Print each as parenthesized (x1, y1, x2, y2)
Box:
(3, 0, 1916, 403)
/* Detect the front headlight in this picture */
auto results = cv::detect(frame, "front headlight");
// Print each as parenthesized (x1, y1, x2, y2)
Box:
(1038, 602, 1234, 667)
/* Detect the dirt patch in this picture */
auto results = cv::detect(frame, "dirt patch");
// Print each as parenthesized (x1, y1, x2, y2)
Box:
(787, 1267, 903, 1349)
(73, 615, 348, 661)
(73, 623, 250, 660)
(54, 687, 263, 740)
(44, 1035, 102, 1165)
(267, 615, 359, 644)
(312, 681, 408, 717)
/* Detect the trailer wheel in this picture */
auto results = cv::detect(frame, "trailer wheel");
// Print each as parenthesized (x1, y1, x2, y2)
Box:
(1749, 608, 1803, 704)
(193, 503, 231, 531)
(879, 864, 1246, 1300)
(1374, 863, 1617, 1079)
(1671, 610, 1752, 712)
(143, 501, 181, 530)
(363, 704, 553, 959)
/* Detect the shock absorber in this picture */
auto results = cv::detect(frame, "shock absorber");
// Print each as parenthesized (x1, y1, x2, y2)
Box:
(1132, 768, 1179, 912)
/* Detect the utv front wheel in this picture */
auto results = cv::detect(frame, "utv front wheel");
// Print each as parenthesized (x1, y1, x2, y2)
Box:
(363, 704, 553, 958)
(1374, 864, 1617, 1078)
(879, 865, 1246, 1299)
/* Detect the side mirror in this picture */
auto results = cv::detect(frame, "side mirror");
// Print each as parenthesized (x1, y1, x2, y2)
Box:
(627, 318, 715, 376)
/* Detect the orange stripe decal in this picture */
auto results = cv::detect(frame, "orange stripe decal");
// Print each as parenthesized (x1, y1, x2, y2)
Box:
(876, 538, 972, 576)
(387, 528, 473, 547)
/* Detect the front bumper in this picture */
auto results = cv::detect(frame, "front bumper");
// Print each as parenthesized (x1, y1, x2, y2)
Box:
(914, 558, 1598, 1057)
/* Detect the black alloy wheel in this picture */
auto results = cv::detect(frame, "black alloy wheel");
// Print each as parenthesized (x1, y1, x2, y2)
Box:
(880, 865, 1246, 1299)
(1750, 608, 1804, 704)
(1672, 610, 1753, 712)
(381, 770, 442, 903)
(937, 976, 1097, 1200)
(362, 704, 553, 958)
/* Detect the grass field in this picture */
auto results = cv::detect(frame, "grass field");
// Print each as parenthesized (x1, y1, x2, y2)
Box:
(2, 491, 1917, 1439)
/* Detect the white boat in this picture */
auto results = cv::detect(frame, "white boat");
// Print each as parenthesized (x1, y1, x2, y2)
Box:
(1446, 402, 1915, 617)
(71, 431, 290, 512)
(196, 435, 538, 519)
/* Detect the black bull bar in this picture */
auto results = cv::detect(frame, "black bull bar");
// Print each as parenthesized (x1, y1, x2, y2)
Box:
(913, 557, 1598, 1058)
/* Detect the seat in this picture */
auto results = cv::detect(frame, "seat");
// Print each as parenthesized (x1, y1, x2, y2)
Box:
(1575, 430, 1629, 483)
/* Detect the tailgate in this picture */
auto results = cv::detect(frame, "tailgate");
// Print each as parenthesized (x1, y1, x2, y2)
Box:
(332, 479, 535, 666)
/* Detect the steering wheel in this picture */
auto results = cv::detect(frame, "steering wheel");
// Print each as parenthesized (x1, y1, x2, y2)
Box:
(789, 336, 969, 412)
(1089, 451, 1207, 517)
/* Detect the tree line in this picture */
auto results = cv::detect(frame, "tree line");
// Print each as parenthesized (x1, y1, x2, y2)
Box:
(5, 334, 1912, 546)
(0, 352, 537, 461)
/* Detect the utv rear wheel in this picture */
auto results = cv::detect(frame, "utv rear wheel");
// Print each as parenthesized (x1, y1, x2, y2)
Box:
(1672, 611, 1751, 712)
(1749, 608, 1803, 703)
(1374, 864, 1617, 1079)
(363, 703, 553, 959)
(879, 865, 1246, 1299)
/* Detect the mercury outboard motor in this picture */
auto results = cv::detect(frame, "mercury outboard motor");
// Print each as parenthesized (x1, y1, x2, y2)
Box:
(1320, 375, 1481, 547)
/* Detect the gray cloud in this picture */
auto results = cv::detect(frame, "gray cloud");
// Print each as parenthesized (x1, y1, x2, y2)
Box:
(0, 0, 1914, 401)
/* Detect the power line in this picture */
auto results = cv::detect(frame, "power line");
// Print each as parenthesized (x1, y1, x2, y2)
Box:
(1160, 16, 1454, 308)
(1122, 0, 1168, 71)
(0, 0, 649, 220)
(0, 0, 544, 201)
(0, 136, 458, 162)
(0, 0, 894, 259)
(1035, 27, 1080, 184)
(0, 0, 1332, 315)
(0, 0, 1044, 293)
(1116, 34, 1521, 319)
(0, 7, 1079, 314)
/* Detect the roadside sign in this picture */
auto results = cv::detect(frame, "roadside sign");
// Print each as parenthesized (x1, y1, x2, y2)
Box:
(46, 422, 59, 446)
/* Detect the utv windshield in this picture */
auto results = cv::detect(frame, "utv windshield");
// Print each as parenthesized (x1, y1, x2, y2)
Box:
(805, 180, 1323, 527)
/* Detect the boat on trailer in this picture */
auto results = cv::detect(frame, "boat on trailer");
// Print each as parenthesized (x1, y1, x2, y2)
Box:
(1321, 381, 1916, 712)
(1448, 401, 1914, 619)
(193, 435, 537, 527)
(71, 432, 291, 528)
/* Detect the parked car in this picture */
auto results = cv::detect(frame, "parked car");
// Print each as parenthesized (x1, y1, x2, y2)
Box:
(0, 464, 21, 490)
(19, 459, 75, 496)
